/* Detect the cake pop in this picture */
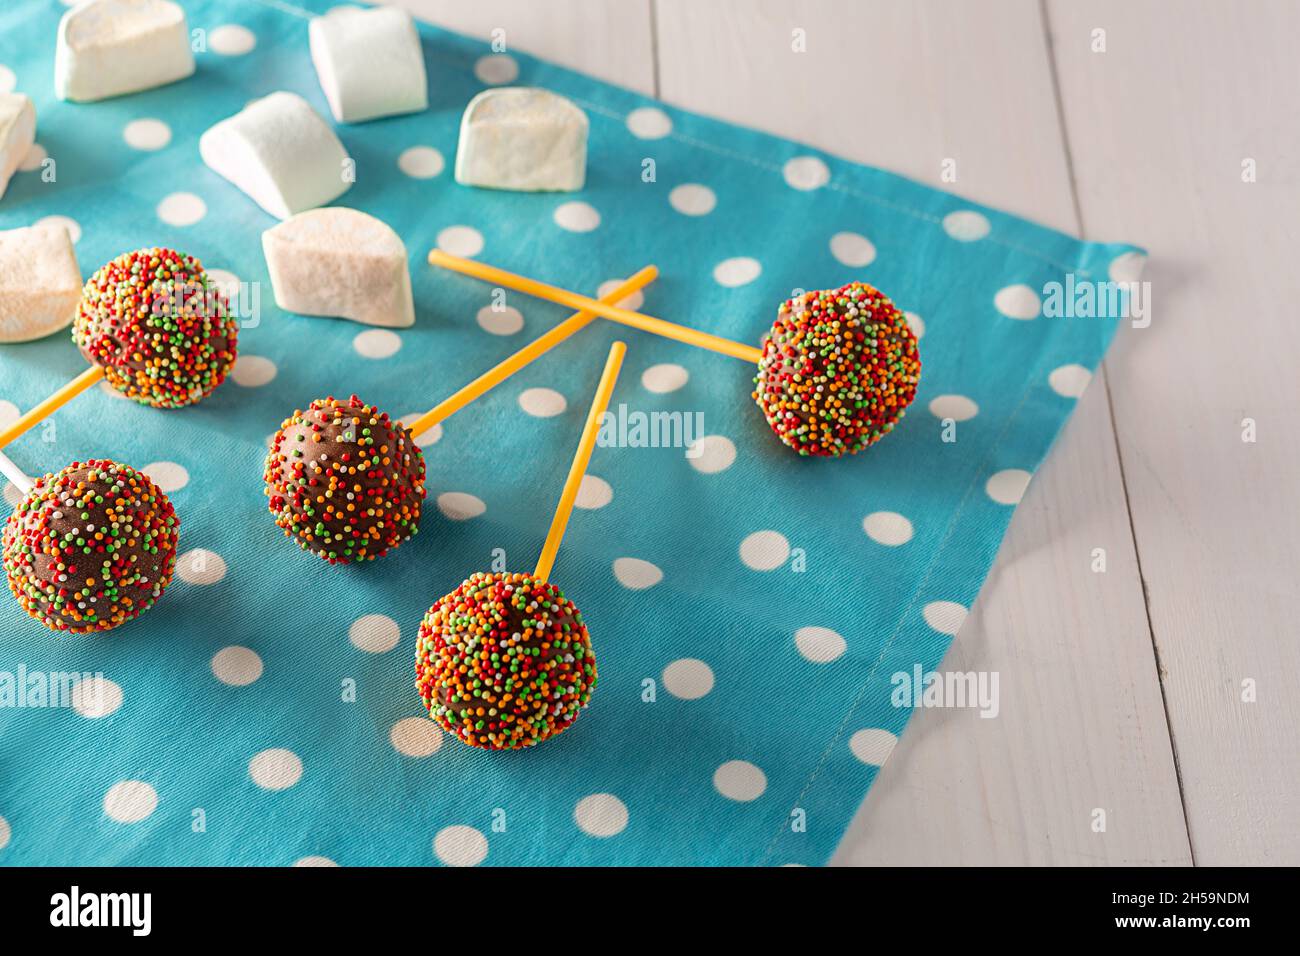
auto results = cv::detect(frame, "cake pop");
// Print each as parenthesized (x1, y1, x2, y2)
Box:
(261, 269, 657, 564)
(427, 251, 922, 457)
(3, 457, 179, 633)
(414, 341, 625, 750)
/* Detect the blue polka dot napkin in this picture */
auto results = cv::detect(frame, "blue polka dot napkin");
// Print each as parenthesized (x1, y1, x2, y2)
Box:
(0, 0, 1143, 866)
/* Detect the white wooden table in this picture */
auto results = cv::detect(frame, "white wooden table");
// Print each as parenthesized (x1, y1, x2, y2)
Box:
(395, 0, 1300, 865)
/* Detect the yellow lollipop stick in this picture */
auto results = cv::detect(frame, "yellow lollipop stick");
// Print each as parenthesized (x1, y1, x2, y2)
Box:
(534, 341, 626, 583)
(0, 365, 105, 450)
(406, 267, 656, 438)
(429, 249, 763, 364)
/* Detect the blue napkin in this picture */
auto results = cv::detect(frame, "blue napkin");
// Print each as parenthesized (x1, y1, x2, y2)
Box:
(0, 0, 1143, 866)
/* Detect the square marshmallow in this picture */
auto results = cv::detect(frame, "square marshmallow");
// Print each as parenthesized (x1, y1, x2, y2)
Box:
(455, 88, 588, 192)
(309, 6, 428, 124)
(55, 0, 195, 103)
(0, 93, 36, 201)
(0, 224, 83, 343)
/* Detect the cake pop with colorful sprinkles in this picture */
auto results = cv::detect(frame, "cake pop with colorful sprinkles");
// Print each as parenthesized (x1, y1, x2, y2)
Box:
(72, 247, 238, 408)
(752, 281, 920, 457)
(415, 571, 597, 750)
(264, 395, 426, 563)
(2, 459, 179, 633)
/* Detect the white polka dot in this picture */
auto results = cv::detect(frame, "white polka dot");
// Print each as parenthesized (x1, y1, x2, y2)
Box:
(574, 794, 628, 837)
(829, 231, 876, 267)
(1049, 363, 1092, 398)
(713, 760, 766, 801)
(739, 530, 789, 571)
(686, 434, 736, 474)
(349, 614, 400, 653)
(249, 749, 302, 791)
(18, 142, 45, 172)
(71, 677, 123, 718)
(942, 210, 991, 241)
(0, 65, 14, 94)
(434, 825, 488, 866)
(0, 815, 8, 850)
(669, 183, 716, 216)
(553, 201, 600, 232)
(574, 475, 612, 509)
(211, 646, 263, 686)
(353, 328, 402, 359)
(436, 492, 485, 521)
(103, 781, 157, 823)
(209, 24, 257, 56)
(862, 511, 913, 546)
(905, 311, 925, 339)
(474, 53, 518, 85)
(3, 483, 22, 507)
(476, 304, 523, 335)
(849, 728, 898, 766)
(794, 626, 846, 663)
(713, 257, 761, 288)
(176, 548, 226, 585)
(922, 600, 968, 636)
(1109, 250, 1147, 283)
(596, 278, 644, 311)
(0, 399, 17, 427)
(231, 354, 277, 387)
(783, 155, 830, 190)
(986, 468, 1031, 505)
(398, 145, 445, 179)
(641, 363, 688, 393)
(995, 284, 1041, 320)
(35, 215, 80, 243)
(294, 856, 338, 867)
(626, 106, 671, 139)
(390, 717, 442, 757)
(662, 658, 713, 699)
(928, 395, 979, 422)
(518, 387, 566, 418)
(142, 461, 188, 492)
(206, 269, 241, 301)
(157, 192, 207, 226)
(397, 414, 442, 448)
(612, 557, 662, 590)
(436, 225, 484, 258)
(123, 118, 171, 151)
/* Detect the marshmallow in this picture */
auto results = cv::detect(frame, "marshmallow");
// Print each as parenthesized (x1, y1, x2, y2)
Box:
(455, 88, 588, 192)
(263, 208, 413, 328)
(0, 224, 83, 343)
(0, 94, 36, 201)
(309, 6, 428, 123)
(200, 92, 351, 221)
(55, 0, 195, 102)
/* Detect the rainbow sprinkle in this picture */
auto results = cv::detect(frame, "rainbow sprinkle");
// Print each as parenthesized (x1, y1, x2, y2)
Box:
(415, 571, 597, 750)
(72, 247, 238, 408)
(264, 395, 425, 564)
(752, 281, 921, 457)
(2, 459, 179, 633)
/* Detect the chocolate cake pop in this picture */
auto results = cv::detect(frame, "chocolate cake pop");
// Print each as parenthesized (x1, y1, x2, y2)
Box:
(415, 571, 597, 750)
(3, 459, 179, 632)
(72, 247, 238, 408)
(264, 395, 425, 563)
(753, 281, 920, 457)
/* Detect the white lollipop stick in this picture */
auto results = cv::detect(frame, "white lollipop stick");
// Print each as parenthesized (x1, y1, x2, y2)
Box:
(0, 450, 33, 496)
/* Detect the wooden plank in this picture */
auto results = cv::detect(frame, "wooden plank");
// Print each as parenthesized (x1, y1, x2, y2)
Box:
(1047, 0, 1300, 865)
(655, 0, 1190, 864)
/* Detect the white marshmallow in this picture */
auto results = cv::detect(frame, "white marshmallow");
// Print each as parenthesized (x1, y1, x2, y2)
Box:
(55, 0, 195, 102)
(200, 92, 351, 221)
(309, 6, 427, 124)
(262, 208, 413, 329)
(455, 88, 588, 192)
(0, 224, 83, 343)
(0, 93, 36, 201)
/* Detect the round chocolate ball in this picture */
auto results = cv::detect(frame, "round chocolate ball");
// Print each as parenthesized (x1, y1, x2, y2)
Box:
(73, 247, 238, 408)
(2, 459, 179, 633)
(752, 281, 921, 457)
(415, 571, 597, 750)
(264, 395, 426, 564)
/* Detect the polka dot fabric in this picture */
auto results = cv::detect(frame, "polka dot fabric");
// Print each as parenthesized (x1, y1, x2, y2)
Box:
(0, 0, 1142, 866)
